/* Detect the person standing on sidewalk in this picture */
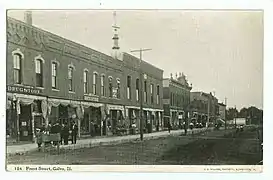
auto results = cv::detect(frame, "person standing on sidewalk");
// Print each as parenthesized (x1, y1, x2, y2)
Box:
(168, 121, 172, 133)
(60, 123, 65, 145)
(51, 121, 61, 146)
(71, 121, 78, 144)
(63, 123, 69, 145)
(183, 120, 188, 135)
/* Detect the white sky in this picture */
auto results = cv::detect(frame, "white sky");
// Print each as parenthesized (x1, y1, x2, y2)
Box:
(7, 10, 263, 110)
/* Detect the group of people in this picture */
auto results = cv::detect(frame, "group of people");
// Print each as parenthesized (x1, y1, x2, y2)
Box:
(37, 120, 78, 147)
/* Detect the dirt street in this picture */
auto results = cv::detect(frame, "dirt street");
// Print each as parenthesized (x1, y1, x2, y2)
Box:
(6, 127, 262, 165)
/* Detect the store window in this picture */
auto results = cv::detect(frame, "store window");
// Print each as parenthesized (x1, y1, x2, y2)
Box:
(117, 78, 121, 99)
(51, 62, 57, 89)
(136, 78, 140, 101)
(109, 77, 113, 97)
(101, 74, 105, 96)
(13, 54, 22, 84)
(93, 72, 98, 95)
(35, 59, 43, 87)
(83, 70, 88, 94)
(68, 66, 74, 91)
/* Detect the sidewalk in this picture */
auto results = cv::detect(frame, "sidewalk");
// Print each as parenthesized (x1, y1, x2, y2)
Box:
(6, 127, 212, 156)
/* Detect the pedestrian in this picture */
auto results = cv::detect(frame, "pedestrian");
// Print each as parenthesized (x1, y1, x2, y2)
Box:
(184, 121, 187, 135)
(189, 122, 194, 130)
(60, 123, 65, 145)
(71, 121, 78, 144)
(168, 121, 172, 133)
(90, 121, 95, 137)
(63, 123, 69, 145)
(51, 121, 61, 146)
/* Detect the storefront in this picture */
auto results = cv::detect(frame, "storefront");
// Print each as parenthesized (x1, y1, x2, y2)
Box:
(170, 109, 179, 127)
(142, 108, 163, 133)
(80, 100, 103, 137)
(47, 98, 84, 137)
(6, 85, 47, 142)
(104, 104, 125, 135)
(125, 106, 140, 130)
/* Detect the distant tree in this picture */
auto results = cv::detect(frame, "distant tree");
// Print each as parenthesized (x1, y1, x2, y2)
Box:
(236, 106, 263, 125)
(226, 108, 239, 120)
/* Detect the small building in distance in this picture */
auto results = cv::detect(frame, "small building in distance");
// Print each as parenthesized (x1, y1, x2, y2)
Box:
(162, 72, 192, 129)
(190, 91, 219, 126)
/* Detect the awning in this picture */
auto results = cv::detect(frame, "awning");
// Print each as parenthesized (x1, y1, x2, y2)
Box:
(7, 92, 46, 100)
(107, 104, 124, 111)
(217, 118, 225, 124)
(125, 105, 140, 110)
(81, 101, 103, 108)
(143, 108, 163, 112)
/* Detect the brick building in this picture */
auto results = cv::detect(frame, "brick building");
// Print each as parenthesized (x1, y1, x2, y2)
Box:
(218, 102, 226, 120)
(190, 91, 219, 126)
(6, 15, 163, 142)
(162, 73, 192, 129)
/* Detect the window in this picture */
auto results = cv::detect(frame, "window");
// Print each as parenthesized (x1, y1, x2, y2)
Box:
(93, 72, 98, 95)
(13, 54, 22, 84)
(101, 75, 105, 96)
(156, 85, 160, 104)
(127, 76, 131, 100)
(144, 81, 147, 103)
(109, 77, 113, 97)
(35, 59, 43, 87)
(136, 78, 140, 101)
(51, 62, 57, 89)
(170, 92, 173, 106)
(117, 79, 121, 99)
(83, 70, 88, 94)
(68, 67, 73, 91)
(150, 83, 154, 104)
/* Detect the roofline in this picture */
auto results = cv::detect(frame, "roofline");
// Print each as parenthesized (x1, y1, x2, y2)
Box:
(122, 52, 164, 73)
(7, 17, 117, 61)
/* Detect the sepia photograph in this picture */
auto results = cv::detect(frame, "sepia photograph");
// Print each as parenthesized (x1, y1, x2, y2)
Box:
(5, 9, 263, 171)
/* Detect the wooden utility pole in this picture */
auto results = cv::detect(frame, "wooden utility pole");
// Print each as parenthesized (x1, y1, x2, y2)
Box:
(131, 48, 152, 141)
(207, 96, 210, 127)
(225, 97, 227, 130)
(234, 105, 237, 128)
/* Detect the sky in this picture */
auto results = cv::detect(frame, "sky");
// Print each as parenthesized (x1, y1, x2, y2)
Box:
(7, 10, 263, 110)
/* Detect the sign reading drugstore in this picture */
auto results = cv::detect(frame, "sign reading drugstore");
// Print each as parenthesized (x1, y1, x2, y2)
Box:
(7, 85, 41, 95)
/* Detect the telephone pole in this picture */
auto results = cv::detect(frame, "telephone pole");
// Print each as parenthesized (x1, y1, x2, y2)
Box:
(234, 105, 237, 128)
(131, 48, 152, 141)
(207, 98, 210, 127)
(224, 97, 227, 130)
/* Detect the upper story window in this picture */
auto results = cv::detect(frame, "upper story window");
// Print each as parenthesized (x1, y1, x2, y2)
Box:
(68, 66, 73, 91)
(136, 78, 140, 101)
(109, 77, 113, 98)
(93, 72, 98, 95)
(51, 62, 57, 89)
(144, 81, 147, 103)
(101, 74, 105, 96)
(127, 76, 131, 100)
(156, 85, 160, 104)
(150, 83, 154, 104)
(35, 59, 43, 87)
(117, 78, 121, 99)
(13, 54, 22, 84)
(170, 92, 173, 106)
(83, 70, 88, 94)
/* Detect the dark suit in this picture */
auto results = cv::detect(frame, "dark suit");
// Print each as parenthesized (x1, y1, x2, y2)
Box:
(71, 124, 78, 144)
(63, 125, 69, 145)
(51, 123, 61, 145)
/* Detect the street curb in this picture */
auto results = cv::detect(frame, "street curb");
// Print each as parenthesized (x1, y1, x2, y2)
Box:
(6, 128, 212, 156)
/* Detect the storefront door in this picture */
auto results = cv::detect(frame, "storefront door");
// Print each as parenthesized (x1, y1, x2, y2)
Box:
(19, 105, 32, 141)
